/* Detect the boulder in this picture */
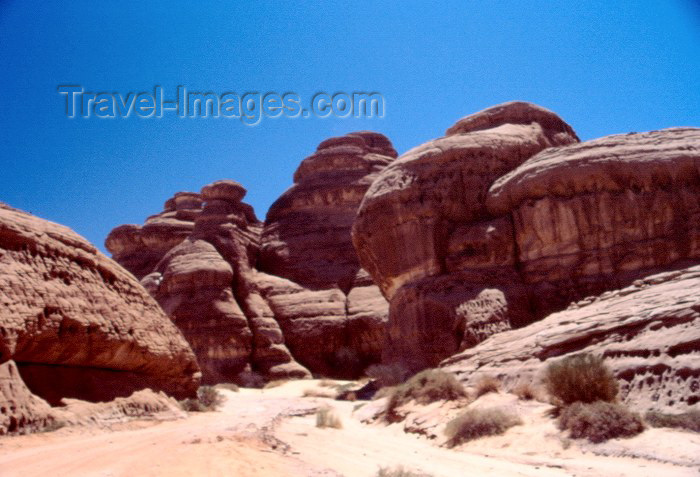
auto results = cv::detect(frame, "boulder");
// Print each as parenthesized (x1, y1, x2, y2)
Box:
(0, 203, 200, 404)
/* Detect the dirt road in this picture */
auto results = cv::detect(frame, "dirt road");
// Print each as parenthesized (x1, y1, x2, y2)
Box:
(0, 384, 697, 477)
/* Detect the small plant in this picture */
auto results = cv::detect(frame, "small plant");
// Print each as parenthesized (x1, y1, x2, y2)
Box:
(366, 363, 412, 388)
(473, 374, 500, 398)
(645, 410, 700, 433)
(376, 466, 434, 477)
(544, 353, 619, 406)
(315, 406, 342, 429)
(445, 407, 522, 447)
(179, 386, 225, 412)
(558, 401, 644, 443)
(511, 381, 538, 401)
(386, 369, 467, 421)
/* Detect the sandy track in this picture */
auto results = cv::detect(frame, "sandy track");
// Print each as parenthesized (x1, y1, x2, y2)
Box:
(1, 384, 698, 477)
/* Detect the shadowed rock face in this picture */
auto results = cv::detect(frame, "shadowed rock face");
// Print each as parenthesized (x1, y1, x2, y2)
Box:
(106, 132, 397, 381)
(0, 203, 201, 405)
(441, 266, 700, 412)
(352, 101, 700, 371)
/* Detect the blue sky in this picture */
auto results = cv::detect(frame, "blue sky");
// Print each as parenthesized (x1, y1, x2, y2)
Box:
(1, 1, 699, 253)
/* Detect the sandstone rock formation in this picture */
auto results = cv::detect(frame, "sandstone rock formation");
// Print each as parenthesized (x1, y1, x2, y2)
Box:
(111, 181, 309, 384)
(441, 265, 700, 412)
(257, 131, 396, 377)
(352, 102, 580, 369)
(0, 360, 56, 435)
(106, 132, 396, 381)
(353, 102, 700, 371)
(0, 203, 200, 405)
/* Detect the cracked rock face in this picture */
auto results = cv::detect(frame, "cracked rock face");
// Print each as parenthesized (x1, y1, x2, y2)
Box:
(107, 132, 397, 381)
(0, 203, 201, 405)
(352, 102, 700, 371)
(441, 266, 700, 412)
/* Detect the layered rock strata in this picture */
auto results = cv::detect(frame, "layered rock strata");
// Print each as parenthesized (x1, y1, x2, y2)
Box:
(0, 203, 200, 404)
(441, 266, 700, 412)
(352, 102, 700, 370)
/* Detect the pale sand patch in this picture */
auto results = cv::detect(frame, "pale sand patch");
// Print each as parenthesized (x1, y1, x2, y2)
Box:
(1, 384, 698, 477)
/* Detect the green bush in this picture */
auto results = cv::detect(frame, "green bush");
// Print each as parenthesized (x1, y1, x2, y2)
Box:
(179, 386, 225, 412)
(558, 401, 644, 443)
(544, 354, 619, 406)
(445, 407, 522, 447)
(385, 369, 467, 421)
(645, 410, 700, 433)
(376, 466, 434, 477)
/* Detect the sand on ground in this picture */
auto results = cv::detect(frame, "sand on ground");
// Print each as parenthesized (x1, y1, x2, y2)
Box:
(1, 381, 698, 477)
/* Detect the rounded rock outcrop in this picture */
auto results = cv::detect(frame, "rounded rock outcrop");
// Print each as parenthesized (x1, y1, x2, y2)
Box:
(0, 203, 200, 405)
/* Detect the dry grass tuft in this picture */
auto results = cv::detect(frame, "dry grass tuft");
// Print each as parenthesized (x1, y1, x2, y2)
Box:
(645, 410, 700, 433)
(376, 466, 434, 477)
(445, 407, 522, 447)
(316, 406, 343, 429)
(511, 381, 539, 401)
(385, 369, 467, 421)
(544, 353, 618, 406)
(473, 375, 500, 398)
(179, 386, 225, 412)
(558, 401, 644, 443)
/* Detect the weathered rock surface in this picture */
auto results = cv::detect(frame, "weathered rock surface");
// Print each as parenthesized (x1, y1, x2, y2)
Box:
(352, 102, 580, 369)
(258, 132, 396, 377)
(107, 133, 396, 381)
(353, 102, 700, 371)
(0, 203, 200, 404)
(118, 181, 309, 384)
(441, 265, 700, 412)
(487, 127, 700, 316)
(0, 360, 56, 435)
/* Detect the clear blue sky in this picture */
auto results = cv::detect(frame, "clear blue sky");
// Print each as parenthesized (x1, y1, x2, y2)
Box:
(1, 1, 699, 253)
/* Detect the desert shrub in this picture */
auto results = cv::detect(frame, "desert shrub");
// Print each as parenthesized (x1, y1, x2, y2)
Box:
(511, 381, 537, 401)
(544, 353, 619, 406)
(645, 410, 700, 433)
(214, 382, 239, 392)
(319, 379, 337, 388)
(473, 374, 500, 398)
(376, 466, 434, 477)
(315, 406, 342, 429)
(445, 407, 522, 447)
(366, 363, 412, 388)
(179, 386, 225, 412)
(386, 369, 467, 421)
(558, 401, 644, 443)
